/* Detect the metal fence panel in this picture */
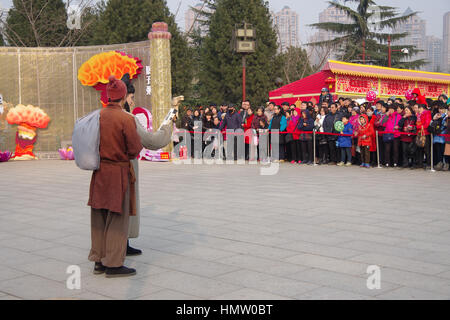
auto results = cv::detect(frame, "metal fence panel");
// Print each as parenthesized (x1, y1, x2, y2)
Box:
(0, 41, 150, 153)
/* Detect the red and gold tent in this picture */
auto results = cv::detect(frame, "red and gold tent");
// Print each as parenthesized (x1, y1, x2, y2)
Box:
(269, 60, 450, 105)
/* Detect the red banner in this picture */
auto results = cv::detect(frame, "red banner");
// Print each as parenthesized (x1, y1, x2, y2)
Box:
(336, 75, 378, 94)
(337, 75, 449, 98)
(416, 81, 449, 98)
(379, 79, 412, 96)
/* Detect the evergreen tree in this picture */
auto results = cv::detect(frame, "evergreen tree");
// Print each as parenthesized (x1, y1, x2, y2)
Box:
(90, 0, 192, 97)
(309, 0, 426, 69)
(4, 0, 69, 47)
(199, 0, 282, 106)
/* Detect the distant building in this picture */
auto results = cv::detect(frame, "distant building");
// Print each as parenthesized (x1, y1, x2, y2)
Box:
(425, 36, 442, 72)
(443, 12, 450, 73)
(272, 6, 299, 52)
(308, 1, 352, 66)
(392, 7, 427, 69)
(316, 1, 352, 43)
(184, 3, 209, 37)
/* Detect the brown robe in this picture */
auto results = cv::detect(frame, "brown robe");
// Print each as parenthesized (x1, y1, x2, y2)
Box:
(88, 102, 143, 215)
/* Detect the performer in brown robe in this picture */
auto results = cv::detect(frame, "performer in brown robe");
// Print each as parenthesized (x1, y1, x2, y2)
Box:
(87, 75, 143, 278)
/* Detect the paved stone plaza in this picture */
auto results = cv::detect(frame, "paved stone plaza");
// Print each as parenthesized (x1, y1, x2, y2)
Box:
(0, 160, 449, 300)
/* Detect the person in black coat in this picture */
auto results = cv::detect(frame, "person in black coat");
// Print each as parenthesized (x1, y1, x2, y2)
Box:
(323, 103, 340, 165)
(319, 88, 333, 105)
(297, 110, 315, 164)
(219, 105, 243, 160)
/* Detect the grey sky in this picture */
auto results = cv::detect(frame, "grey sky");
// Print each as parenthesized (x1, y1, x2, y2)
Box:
(168, 0, 449, 42)
(1, 0, 449, 41)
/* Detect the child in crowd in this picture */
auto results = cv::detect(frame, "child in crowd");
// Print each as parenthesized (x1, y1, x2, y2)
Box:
(356, 114, 374, 168)
(337, 116, 353, 166)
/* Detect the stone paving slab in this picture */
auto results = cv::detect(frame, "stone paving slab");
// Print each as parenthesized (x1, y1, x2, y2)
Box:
(0, 160, 449, 300)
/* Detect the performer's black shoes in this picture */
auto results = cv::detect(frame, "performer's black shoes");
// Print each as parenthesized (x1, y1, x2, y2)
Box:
(94, 262, 106, 275)
(127, 240, 142, 256)
(105, 266, 137, 278)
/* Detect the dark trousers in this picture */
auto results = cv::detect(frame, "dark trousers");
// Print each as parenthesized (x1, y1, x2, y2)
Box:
(225, 136, 239, 161)
(285, 141, 292, 161)
(301, 140, 313, 162)
(416, 135, 431, 167)
(361, 146, 370, 164)
(433, 143, 445, 165)
(340, 147, 351, 163)
(402, 141, 415, 167)
(327, 139, 338, 163)
(384, 138, 400, 165)
(278, 143, 285, 160)
(318, 143, 329, 164)
(378, 136, 385, 165)
(289, 140, 301, 162)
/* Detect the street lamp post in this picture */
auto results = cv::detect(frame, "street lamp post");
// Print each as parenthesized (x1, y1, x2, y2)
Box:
(234, 22, 256, 102)
(388, 35, 409, 68)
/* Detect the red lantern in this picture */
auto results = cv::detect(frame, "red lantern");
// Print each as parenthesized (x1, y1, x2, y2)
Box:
(325, 77, 335, 90)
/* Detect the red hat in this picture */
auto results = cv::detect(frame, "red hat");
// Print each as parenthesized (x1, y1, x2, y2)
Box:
(106, 75, 127, 101)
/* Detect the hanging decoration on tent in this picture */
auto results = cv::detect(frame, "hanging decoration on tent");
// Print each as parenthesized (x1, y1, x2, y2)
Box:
(6, 104, 51, 160)
(405, 89, 414, 101)
(366, 90, 377, 102)
(78, 51, 143, 107)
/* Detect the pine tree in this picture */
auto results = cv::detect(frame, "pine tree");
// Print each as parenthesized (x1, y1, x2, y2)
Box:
(309, 0, 426, 69)
(199, 0, 282, 106)
(90, 0, 193, 97)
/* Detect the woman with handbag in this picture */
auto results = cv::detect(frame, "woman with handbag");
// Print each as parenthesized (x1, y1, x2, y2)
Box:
(415, 104, 432, 169)
(398, 106, 417, 169)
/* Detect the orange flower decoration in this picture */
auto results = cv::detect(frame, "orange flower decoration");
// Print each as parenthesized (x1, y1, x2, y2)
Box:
(6, 104, 51, 129)
(78, 51, 142, 87)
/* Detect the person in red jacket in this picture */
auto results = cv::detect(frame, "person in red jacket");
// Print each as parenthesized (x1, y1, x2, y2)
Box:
(415, 103, 432, 168)
(286, 107, 302, 164)
(356, 114, 374, 168)
(412, 88, 427, 105)
(243, 108, 255, 161)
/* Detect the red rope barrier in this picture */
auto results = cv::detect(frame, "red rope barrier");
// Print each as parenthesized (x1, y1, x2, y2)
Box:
(177, 130, 450, 138)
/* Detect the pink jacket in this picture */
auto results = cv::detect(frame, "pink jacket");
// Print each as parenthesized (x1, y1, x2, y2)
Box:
(384, 112, 403, 138)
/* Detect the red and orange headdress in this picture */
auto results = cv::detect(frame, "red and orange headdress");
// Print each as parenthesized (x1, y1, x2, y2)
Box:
(78, 51, 143, 107)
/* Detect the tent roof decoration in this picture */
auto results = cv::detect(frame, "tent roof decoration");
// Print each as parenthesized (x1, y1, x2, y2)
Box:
(269, 60, 450, 106)
(324, 60, 450, 85)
